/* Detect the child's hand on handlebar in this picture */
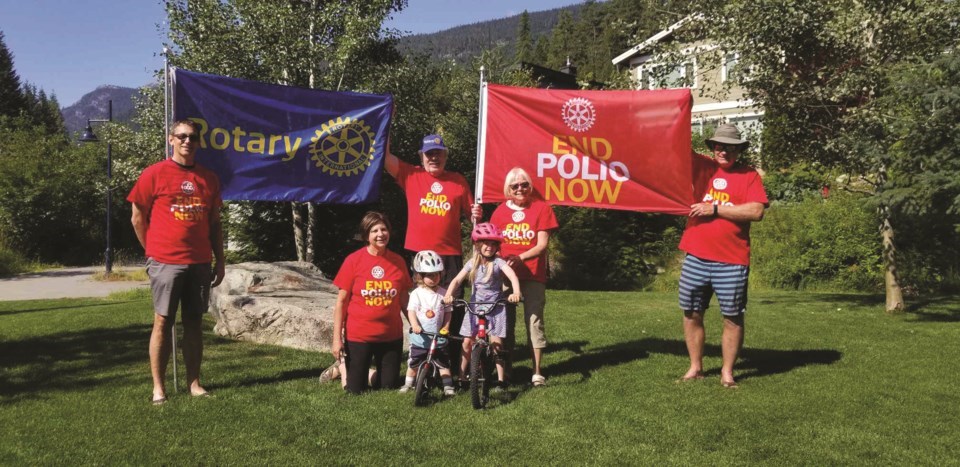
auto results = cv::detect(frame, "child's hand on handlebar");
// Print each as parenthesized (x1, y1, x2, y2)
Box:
(443, 295, 454, 305)
(508, 293, 521, 303)
(411, 323, 422, 334)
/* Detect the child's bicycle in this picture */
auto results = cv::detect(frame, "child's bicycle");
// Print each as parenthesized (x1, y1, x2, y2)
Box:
(449, 298, 513, 410)
(410, 328, 462, 407)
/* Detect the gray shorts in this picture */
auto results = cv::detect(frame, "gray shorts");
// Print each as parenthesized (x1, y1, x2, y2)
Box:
(145, 258, 211, 319)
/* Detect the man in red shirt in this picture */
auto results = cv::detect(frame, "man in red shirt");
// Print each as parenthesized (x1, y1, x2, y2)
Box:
(677, 124, 768, 389)
(128, 119, 225, 405)
(386, 134, 482, 375)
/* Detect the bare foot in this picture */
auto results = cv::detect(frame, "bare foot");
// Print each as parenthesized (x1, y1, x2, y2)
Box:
(720, 371, 738, 388)
(678, 369, 704, 382)
(190, 385, 210, 397)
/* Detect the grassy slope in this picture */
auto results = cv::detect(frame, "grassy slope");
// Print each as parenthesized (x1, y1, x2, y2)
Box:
(1, 291, 958, 465)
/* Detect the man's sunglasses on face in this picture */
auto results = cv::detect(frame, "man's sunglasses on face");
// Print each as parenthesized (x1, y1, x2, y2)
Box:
(173, 133, 199, 142)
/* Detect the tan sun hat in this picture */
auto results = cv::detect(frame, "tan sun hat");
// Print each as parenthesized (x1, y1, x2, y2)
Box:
(706, 124, 749, 149)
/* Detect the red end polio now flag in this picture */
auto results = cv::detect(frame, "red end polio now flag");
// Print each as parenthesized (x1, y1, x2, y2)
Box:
(477, 83, 693, 214)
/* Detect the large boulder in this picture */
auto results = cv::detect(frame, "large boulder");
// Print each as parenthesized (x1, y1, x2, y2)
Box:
(209, 261, 339, 352)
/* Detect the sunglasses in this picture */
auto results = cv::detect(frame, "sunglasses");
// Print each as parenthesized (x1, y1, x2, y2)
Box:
(510, 181, 531, 191)
(173, 133, 200, 142)
(712, 143, 741, 153)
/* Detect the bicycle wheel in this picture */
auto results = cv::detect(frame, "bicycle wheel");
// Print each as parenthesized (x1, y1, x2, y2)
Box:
(414, 362, 432, 407)
(470, 345, 489, 409)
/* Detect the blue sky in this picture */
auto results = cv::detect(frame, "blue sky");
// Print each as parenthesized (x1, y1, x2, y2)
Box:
(0, 0, 584, 107)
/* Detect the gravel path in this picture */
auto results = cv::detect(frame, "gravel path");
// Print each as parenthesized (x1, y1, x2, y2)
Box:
(0, 266, 149, 301)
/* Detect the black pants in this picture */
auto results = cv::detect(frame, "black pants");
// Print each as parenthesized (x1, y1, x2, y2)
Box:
(345, 339, 402, 394)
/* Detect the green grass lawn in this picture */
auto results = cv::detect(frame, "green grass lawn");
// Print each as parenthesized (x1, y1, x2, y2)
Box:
(1, 290, 958, 465)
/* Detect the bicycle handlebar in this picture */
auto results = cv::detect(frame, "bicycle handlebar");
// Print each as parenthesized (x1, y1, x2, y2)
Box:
(445, 298, 521, 316)
(408, 328, 464, 340)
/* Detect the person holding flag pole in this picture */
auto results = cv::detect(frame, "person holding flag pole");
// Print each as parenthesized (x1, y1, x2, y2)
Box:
(384, 133, 483, 377)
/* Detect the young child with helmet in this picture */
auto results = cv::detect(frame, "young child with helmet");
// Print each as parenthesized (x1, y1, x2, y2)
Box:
(399, 250, 456, 396)
(443, 223, 522, 389)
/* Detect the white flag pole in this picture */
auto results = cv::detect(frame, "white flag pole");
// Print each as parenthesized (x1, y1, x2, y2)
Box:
(473, 66, 487, 210)
(163, 48, 171, 160)
(162, 48, 178, 393)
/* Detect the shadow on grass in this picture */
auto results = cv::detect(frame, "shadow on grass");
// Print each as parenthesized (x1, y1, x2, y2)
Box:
(0, 324, 149, 403)
(539, 340, 650, 382)
(757, 293, 886, 308)
(905, 295, 960, 322)
(635, 337, 842, 381)
(533, 337, 841, 383)
(0, 300, 141, 317)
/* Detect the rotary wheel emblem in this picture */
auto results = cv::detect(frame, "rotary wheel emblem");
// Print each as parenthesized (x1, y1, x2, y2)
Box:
(309, 116, 376, 176)
(561, 97, 596, 132)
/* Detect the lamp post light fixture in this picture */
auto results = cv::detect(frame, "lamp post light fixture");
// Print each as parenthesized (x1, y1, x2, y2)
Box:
(79, 99, 113, 275)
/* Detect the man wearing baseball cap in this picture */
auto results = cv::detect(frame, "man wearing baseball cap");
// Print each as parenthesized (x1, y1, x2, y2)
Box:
(385, 134, 483, 375)
(677, 123, 768, 389)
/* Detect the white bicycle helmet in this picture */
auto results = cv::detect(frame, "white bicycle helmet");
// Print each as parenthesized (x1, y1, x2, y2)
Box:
(413, 250, 444, 273)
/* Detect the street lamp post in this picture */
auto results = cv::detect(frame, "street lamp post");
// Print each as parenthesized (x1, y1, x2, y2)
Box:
(79, 100, 113, 275)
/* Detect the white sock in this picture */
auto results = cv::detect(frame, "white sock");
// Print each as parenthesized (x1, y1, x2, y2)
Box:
(405, 376, 415, 387)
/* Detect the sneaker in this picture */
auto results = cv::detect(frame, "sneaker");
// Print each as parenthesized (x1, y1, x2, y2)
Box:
(443, 386, 456, 396)
(398, 384, 413, 393)
(491, 381, 506, 393)
(532, 374, 546, 387)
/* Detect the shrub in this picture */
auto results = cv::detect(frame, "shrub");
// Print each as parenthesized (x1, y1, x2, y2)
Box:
(751, 193, 882, 291)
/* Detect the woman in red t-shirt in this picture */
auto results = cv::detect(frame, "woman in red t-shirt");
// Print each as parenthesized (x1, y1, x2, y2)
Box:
(488, 167, 559, 387)
(332, 212, 412, 394)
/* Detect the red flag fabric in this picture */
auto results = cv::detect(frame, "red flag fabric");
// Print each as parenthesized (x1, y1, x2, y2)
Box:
(477, 83, 693, 214)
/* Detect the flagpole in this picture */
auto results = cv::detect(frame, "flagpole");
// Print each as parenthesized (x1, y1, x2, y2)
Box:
(162, 47, 178, 393)
(163, 48, 171, 160)
(474, 66, 486, 208)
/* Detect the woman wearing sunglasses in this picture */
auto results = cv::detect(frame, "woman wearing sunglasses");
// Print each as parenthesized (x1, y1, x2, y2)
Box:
(487, 167, 558, 387)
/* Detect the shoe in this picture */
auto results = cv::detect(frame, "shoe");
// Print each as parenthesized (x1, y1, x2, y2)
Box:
(443, 386, 456, 397)
(319, 363, 341, 384)
(151, 396, 167, 406)
(398, 384, 413, 393)
(531, 374, 546, 387)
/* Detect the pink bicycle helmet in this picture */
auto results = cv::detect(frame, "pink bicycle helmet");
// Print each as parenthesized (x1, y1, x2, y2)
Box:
(471, 222, 503, 243)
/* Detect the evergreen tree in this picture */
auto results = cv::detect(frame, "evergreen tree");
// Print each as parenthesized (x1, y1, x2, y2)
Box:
(546, 11, 576, 69)
(514, 10, 533, 64)
(0, 31, 26, 121)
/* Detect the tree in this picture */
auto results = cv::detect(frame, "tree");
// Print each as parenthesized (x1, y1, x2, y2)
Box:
(161, 0, 406, 264)
(515, 10, 533, 64)
(0, 31, 25, 122)
(685, 0, 960, 310)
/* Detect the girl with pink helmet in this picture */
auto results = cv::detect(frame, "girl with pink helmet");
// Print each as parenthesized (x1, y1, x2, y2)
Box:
(443, 222, 522, 390)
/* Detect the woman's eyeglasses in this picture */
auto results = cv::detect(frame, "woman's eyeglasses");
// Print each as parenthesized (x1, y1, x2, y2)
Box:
(510, 182, 531, 191)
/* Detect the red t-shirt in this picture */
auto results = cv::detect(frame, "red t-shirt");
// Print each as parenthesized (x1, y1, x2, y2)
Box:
(490, 199, 559, 283)
(678, 154, 769, 265)
(394, 161, 474, 255)
(127, 159, 222, 264)
(333, 247, 412, 343)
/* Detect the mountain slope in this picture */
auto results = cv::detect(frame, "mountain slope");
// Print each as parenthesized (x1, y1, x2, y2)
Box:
(61, 85, 139, 135)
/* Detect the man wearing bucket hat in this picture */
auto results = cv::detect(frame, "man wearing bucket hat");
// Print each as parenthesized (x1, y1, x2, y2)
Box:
(677, 123, 768, 389)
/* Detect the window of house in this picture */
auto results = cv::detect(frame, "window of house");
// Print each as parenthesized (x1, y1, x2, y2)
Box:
(643, 60, 696, 89)
(723, 52, 740, 82)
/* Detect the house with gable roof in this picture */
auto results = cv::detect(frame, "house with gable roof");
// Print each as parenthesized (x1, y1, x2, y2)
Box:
(612, 15, 763, 137)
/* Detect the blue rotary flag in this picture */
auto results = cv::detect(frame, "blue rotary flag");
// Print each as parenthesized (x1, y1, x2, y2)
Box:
(173, 68, 392, 204)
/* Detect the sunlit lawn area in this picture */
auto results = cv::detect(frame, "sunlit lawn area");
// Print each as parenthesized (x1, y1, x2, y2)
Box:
(1, 289, 958, 464)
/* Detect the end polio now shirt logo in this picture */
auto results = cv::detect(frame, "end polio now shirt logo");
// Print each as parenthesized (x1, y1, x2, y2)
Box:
(419, 182, 452, 217)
